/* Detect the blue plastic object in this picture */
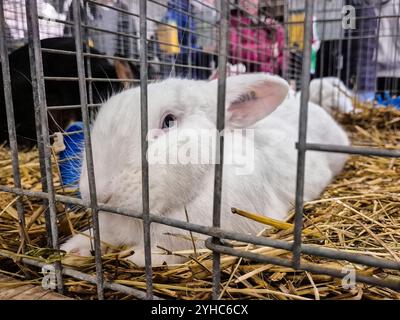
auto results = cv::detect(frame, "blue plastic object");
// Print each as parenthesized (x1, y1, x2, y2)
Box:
(376, 91, 400, 109)
(357, 91, 375, 102)
(58, 121, 84, 191)
(166, 0, 197, 52)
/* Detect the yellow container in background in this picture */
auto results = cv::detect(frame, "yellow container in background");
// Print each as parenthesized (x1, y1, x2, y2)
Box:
(157, 20, 180, 54)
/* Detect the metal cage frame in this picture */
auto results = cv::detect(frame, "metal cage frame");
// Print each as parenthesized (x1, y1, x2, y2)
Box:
(0, 0, 399, 300)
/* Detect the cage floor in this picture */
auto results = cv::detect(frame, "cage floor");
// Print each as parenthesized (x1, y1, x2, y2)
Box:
(0, 274, 72, 300)
(0, 104, 399, 300)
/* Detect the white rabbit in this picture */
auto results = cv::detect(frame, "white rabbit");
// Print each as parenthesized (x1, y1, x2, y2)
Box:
(309, 77, 354, 113)
(61, 73, 349, 266)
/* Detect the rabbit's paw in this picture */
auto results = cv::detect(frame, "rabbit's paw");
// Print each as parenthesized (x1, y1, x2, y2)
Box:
(60, 234, 93, 257)
(126, 248, 184, 267)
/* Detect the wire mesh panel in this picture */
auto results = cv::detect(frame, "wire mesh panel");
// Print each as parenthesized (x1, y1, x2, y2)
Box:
(0, 0, 399, 300)
(3, 0, 67, 51)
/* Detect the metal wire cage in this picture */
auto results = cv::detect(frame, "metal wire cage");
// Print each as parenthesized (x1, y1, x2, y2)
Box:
(0, 0, 399, 300)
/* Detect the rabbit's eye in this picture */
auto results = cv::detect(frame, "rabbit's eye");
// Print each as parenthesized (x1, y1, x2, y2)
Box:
(161, 114, 176, 129)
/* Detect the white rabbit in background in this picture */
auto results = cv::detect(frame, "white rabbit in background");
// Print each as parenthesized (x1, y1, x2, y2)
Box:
(309, 77, 355, 113)
(61, 73, 349, 266)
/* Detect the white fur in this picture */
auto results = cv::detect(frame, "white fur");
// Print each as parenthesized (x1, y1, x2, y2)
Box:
(309, 77, 354, 113)
(61, 73, 349, 266)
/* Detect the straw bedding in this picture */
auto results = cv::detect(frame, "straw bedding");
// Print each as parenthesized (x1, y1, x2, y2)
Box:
(0, 105, 399, 300)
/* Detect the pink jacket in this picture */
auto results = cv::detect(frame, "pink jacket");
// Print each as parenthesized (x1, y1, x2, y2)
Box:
(230, 14, 284, 74)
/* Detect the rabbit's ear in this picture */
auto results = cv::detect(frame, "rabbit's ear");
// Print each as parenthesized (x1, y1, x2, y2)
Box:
(217, 73, 289, 128)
